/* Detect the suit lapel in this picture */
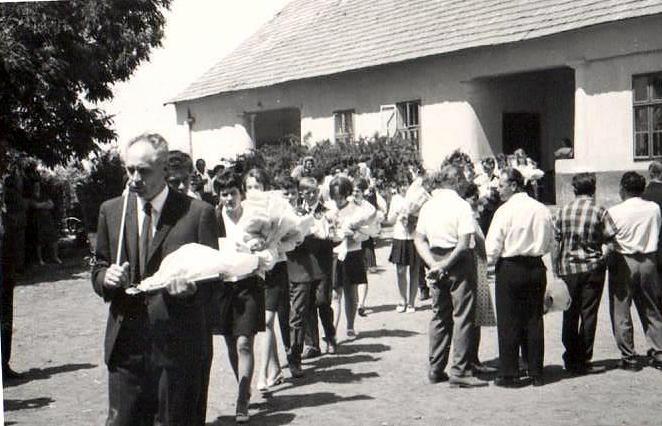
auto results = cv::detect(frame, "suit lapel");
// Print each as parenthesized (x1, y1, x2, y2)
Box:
(146, 190, 179, 266)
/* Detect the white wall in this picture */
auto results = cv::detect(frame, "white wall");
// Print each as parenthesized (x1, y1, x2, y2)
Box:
(174, 14, 662, 171)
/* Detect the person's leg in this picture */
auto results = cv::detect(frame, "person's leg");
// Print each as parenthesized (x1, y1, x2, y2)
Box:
(333, 287, 342, 331)
(36, 244, 45, 265)
(277, 271, 291, 353)
(608, 254, 636, 363)
(448, 253, 477, 379)
(52, 241, 62, 264)
(495, 260, 521, 379)
(107, 363, 150, 426)
(396, 265, 408, 308)
(223, 335, 239, 380)
(1, 274, 15, 373)
(631, 255, 662, 359)
(288, 281, 312, 376)
(579, 268, 606, 366)
(303, 280, 321, 351)
(344, 284, 359, 334)
(156, 361, 203, 426)
(524, 262, 546, 379)
(428, 280, 452, 377)
(561, 274, 582, 370)
(235, 335, 255, 406)
(258, 310, 278, 387)
(357, 282, 368, 314)
(408, 263, 420, 308)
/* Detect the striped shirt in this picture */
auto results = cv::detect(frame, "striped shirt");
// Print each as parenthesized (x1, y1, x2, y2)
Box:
(554, 196, 616, 276)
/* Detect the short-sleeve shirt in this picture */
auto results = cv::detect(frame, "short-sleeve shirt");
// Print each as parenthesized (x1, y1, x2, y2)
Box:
(608, 197, 661, 255)
(554, 196, 616, 276)
(416, 188, 475, 249)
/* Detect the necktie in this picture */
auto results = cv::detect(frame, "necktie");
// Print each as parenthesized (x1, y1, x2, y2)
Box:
(139, 202, 152, 278)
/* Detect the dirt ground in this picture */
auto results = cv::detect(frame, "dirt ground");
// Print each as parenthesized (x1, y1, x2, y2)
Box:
(3, 241, 662, 425)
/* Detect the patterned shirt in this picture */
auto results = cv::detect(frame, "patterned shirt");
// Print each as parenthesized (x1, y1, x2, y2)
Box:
(554, 196, 617, 276)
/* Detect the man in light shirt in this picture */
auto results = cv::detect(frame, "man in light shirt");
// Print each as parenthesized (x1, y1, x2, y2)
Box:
(607, 171, 662, 371)
(486, 168, 553, 387)
(415, 165, 488, 388)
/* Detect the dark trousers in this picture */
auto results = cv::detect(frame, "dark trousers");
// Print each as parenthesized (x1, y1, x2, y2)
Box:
(428, 249, 476, 378)
(608, 253, 662, 361)
(304, 276, 336, 349)
(495, 256, 546, 378)
(561, 267, 605, 369)
(288, 281, 314, 365)
(107, 317, 207, 426)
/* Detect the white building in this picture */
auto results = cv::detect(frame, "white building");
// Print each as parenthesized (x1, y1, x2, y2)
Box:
(170, 0, 662, 205)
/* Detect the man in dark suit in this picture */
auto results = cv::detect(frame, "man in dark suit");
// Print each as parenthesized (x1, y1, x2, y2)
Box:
(92, 133, 219, 425)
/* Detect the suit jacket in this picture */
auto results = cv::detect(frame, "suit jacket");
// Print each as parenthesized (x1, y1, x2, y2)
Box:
(643, 181, 662, 268)
(92, 189, 219, 367)
(286, 202, 334, 283)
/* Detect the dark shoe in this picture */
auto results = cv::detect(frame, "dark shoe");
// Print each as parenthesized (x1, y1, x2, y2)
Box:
(290, 363, 304, 378)
(531, 376, 544, 387)
(428, 370, 449, 384)
(567, 364, 607, 376)
(3, 366, 22, 380)
(419, 288, 431, 301)
(494, 377, 525, 388)
(649, 358, 662, 370)
(302, 346, 322, 359)
(449, 375, 489, 388)
(619, 359, 642, 372)
(357, 307, 367, 317)
(473, 363, 498, 374)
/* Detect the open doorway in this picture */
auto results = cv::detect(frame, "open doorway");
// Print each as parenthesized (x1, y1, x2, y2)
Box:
(503, 113, 541, 163)
(246, 108, 301, 147)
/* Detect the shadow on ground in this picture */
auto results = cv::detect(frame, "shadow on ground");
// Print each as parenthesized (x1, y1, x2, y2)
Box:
(353, 328, 419, 340)
(16, 256, 89, 287)
(3, 397, 54, 412)
(3, 363, 97, 388)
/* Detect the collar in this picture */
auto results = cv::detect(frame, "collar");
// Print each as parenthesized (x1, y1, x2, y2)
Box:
(506, 192, 529, 204)
(138, 184, 169, 214)
(431, 188, 458, 197)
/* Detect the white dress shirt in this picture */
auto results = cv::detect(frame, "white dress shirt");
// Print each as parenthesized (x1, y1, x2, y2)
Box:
(137, 185, 169, 238)
(387, 194, 413, 240)
(485, 192, 553, 262)
(608, 197, 661, 254)
(416, 188, 475, 249)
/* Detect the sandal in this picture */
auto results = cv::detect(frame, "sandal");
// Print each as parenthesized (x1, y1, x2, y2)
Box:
(267, 371, 285, 387)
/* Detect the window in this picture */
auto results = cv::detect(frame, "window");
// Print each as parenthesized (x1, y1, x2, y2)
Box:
(396, 100, 420, 146)
(633, 72, 662, 160)
(334, 110, 354, 143)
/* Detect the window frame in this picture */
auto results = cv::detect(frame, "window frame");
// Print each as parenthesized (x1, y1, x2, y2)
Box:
(333, 109, 355, 143)
(632, 72, 662, 161)
(395, 100, 421, 149)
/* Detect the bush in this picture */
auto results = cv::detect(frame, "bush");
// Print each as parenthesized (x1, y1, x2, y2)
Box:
(74, 149, 125, 232)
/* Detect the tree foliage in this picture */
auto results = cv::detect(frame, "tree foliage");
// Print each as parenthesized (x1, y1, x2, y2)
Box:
(0, 0, 171, 166)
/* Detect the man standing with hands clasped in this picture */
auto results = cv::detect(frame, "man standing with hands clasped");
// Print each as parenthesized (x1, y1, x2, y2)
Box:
(414, 165, 487, 388)
(92, 133, 219, 425)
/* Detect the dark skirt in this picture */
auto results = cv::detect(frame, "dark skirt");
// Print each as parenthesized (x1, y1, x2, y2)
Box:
(363, 237, 377, 268)
(264, 261, 289, 312)
(333, 250, 367, 289)
(215, 276, 266, 337)
(389, 239, 418, 266)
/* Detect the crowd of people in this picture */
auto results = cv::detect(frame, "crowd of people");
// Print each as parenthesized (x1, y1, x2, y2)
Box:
(6, 130, 662, 424)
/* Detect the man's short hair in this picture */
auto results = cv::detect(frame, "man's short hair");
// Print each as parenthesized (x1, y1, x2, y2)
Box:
(213, 169, 242, 194)
(501, 167, 525, 191)
(649, 161, 662, 180)
(481, 157, 495, 168)
(298, 177, 318, 191)
(620, 171, 646, 196)
(124, 133, 169, 162)
(167, 150, 193, 174)
(355, 178, 369, 192)
(434, 164, 462, 189)
(274, 175, 298, 192)
(571, 173, 596, 196)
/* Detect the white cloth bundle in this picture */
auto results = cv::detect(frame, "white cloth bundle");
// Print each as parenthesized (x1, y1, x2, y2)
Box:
(544, 276, 572, 314)
(328, 199, 378, 261)
(403, 179, 431, 217)
(241, 190, 314, 265)
(128, 243, 259, 294)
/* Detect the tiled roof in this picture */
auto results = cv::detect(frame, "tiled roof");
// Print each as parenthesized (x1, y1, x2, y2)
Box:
(171, 0, 662, 103)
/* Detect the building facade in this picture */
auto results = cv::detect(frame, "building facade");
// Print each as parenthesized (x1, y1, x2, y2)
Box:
(172, 1, 662, 205)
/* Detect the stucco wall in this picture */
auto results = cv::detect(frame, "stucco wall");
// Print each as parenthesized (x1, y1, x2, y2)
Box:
(175, 14, 662, 172)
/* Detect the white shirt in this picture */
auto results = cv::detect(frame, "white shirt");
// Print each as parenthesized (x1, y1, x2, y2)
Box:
(387, 193, 413, 240)
(485, 192, 553, 262)
(221, 207, 244, 243)
(137, 185, 169, 238)
(416, 188, 475, 248)
(608, 197, 661, 254)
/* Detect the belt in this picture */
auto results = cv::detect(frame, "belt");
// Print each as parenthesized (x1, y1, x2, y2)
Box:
(430, 247, 454, 255)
